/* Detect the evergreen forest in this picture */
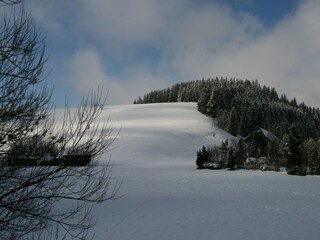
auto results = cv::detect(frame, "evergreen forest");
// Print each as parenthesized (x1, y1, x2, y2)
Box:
(134, 77, 320, 140)
(134, 78, 320, 175)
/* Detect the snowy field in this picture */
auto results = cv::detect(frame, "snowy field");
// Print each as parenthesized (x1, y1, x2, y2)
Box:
(92, 103, 320, 240)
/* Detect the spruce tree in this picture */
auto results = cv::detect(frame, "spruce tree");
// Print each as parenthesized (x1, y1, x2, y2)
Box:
(302, 138, 320, 175)
(227, 147, 237, 170)
(236, 139, 247, 167)
(196, 146, 209, 169)
(219, 140, 229, 168)
(283, 126, 303, 175)
(197, 86, 211, 114)
(227, 107, 238, 136)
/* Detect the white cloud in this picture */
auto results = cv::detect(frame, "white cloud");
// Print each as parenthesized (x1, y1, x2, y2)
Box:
(25, 0, 320, 107)
(206, 0, 320, 106)
(66, 47, 107, 93)
(65, 46, 168, 104)
(73, 0, 172, 60)
(158, 2, 263, 81)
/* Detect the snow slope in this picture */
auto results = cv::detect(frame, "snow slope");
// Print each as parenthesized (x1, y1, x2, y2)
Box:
(93, 102, 320, 240)
(106, 102, 232, 165)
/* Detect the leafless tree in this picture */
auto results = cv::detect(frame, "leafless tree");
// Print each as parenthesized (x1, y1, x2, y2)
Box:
(0, 3, 119, 240)
(0, 0, 21, 6)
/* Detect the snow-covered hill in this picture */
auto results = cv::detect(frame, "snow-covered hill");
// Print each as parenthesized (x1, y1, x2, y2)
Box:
(92, 102, 320, 240)
(106, 102, 233, 166)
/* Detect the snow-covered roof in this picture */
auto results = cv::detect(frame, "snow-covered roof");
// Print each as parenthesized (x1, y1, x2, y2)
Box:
(244, 127, 278, 142)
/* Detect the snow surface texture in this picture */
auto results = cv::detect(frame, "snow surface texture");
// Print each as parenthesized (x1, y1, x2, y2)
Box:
(93, 103, 320, 240)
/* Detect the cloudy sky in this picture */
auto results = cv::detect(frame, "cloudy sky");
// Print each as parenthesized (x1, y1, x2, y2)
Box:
(21, 0, 320, 107)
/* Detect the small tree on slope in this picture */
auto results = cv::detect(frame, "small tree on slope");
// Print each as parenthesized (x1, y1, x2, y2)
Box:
(196, 146, 209, 169)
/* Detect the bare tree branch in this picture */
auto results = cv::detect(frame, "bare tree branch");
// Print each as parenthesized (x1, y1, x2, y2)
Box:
(0, 3, 120, 240)
(0, 0, 21, 6)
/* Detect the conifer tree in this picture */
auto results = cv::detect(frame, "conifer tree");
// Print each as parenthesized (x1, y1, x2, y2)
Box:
(236, 139, 247, 167)
(197, 85, 211, 114)
(227, 107, 238, 136)
(283, 126, 303, 175)
(302, 138, 320, 175)
(196, 146, 209, 169)
(219, 140, 229, 168)
(227, 147, 236, 170)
